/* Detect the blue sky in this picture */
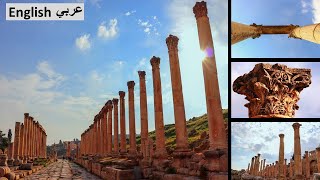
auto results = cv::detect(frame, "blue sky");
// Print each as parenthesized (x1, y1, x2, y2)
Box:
(232, 62, 320, 118)
(232, 0, 320, 57)
(232, 122, 320, 170)
(0, 0, 228, 144)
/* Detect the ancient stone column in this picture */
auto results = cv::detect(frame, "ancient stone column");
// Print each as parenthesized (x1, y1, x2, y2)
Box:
(44, 133, 47, 158)
(107, 100, 113, 154)
(250, 157, 255, 174)
(193, 3, 228, 169)
(289, 23, 320, 44)
(93, 118, 98, 155)
(14, 122, 21, 160)
(263, 159, 266, 177)
(166, 34, 189, 152)
(289, 160, 293, 178)
(256, 154, 261, 176)
(113, 98, 119, 154)
(138, 71, 149, 159)
(233, 63, 311, 118)
(293, 123, 303, 179)
(279, 134, 285, 179)
(305, 151, 310, 179)
(150, 56, 167, 157)
(316, 147, 320, 176)
(231, 21, 262, 45)
(102, 105, 108, 155)
(19, 123, 25, 161)
(127, 81, 137, 155)
(96, 115, 101, 155)
(27, 116, 32, 158)
(119, 91, 127, 154)
(284, 159, 287, 178)
(260, 160, 263, 176)
(247, 163, 250, 172)
(23, 113, 29, 160)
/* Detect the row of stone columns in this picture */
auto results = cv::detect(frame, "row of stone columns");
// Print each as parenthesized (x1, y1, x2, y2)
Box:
(246, 123, 320, 179)
(11, 113, 47, 164)
(78, 2, 227, 172)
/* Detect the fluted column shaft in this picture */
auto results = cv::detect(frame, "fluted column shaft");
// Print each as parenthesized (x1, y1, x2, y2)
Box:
(19, 123, 25, 159)
(250, 157, 255, 174)
(305, 151, 310, 179)
(279, 134, 285, 179)
(14, 122, 21, 159)
(166, 35, 189, 151)
(193, 1, 227, 151)
(138, 71, 149, 159)
(107, 101, 113, 153)
(102, 107, 108, 155)
(150, 56, 167, 157)
(23, 113, 29, 159)
(119, 91, 127, 153)
(293, 123, 302, 178)
(113, 99, 119, 153)
(128, 81, 137, 154)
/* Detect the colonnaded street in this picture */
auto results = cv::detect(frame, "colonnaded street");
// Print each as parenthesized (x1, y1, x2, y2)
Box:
(22, 160, 101, 180)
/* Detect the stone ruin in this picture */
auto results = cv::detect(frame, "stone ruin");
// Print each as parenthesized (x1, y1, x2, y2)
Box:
(241, 123, 320, 180)
(233, 63, 311, 118)
(74, 1, 228, 180)
(0, 113, 50, 179)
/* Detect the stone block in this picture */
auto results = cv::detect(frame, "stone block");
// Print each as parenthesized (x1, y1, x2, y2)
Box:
(177, 168, 189, 175)
(191, 153, 205, 163)
(4, 172, 15, 180)
(19, 163, 33, 170)
(0, 167, 10, 177)
(313, 173, 320, 180)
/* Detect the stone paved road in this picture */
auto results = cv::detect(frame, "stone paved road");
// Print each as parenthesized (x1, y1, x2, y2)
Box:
(22, 159, 101, 180)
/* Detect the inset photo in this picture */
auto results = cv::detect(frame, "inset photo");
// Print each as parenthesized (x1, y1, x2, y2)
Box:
(231, 62, 318, 118)
(231, 0, 320, 58)
(231, 122, 320, 179)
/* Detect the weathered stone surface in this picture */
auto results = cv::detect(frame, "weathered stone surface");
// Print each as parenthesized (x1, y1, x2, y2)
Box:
(0, 167, 10, 177)
(3, 172, 15, 180)
(313, 173, 320, 180)
(0, 154, 8, 167)
(19, 163, 33, 170)
(233, 63, 311, 118)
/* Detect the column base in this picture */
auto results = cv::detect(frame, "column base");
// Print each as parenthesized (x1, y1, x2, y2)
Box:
(204, 148, 228, 172)
(171, 150, 193, 169)
(7, 159, 14, 166)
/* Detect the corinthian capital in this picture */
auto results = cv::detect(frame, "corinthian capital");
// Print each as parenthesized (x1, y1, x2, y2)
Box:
(166, 34, 179, 51)
(193, 1, 208, 19)
(233, 63, 311, 118)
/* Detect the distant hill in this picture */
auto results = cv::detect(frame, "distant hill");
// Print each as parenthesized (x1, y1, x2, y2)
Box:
(136, 109, 228, 152)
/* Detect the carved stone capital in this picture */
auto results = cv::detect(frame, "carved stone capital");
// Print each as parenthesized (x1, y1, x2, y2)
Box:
(112, 98, 119, 105)
(138, 71, 146, 78)
(24, 113, 29, 118)
(119, 91, 125, 98)
(279, 134, 284, 138)
(166, 34, 179, 51)
(233, 63, 311, 118)
(127, 81, 135, 89)
(150, 56, 160, 68)
(193, 1, 208, 19)
(292, 122, 301, 130)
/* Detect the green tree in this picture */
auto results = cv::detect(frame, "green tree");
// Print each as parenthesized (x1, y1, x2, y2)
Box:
(0, 130, 9, 153)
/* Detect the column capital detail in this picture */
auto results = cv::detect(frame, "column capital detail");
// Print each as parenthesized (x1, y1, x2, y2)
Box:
(138, 71, 146, 78)
(166, 34, 179, 51)
(233, 63, 311, 118)
(112, 98, 119, 105)
(24, 113, 29, 118)
(119, 91, 125, 98)
(292, 122, 302, 130)
(150, 56, 160, 68)
(127, 81, 135, 89)
(279, 134, 284, 138)
(193, 1, 208, 19)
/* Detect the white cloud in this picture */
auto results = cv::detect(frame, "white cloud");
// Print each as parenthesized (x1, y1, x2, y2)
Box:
(125, 10, 136, 16)
(97, 19, 118, 39)
(144, 28, 151, 34)
(312, 0, 320, 23)
(75, 34, 91, 51)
